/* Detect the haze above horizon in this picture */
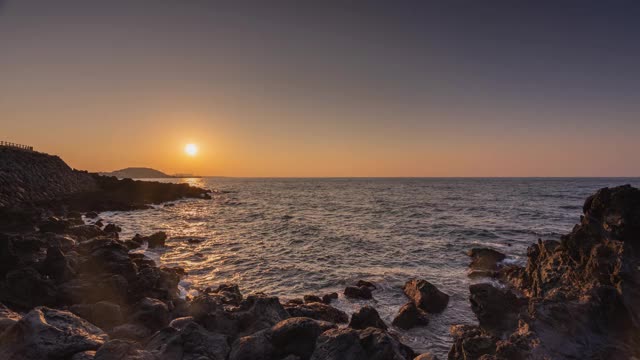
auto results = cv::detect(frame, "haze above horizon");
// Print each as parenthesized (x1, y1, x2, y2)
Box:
(1, 1, 639, 177)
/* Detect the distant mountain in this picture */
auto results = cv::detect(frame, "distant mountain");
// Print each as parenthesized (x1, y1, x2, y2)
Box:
(100, 167, 173, 179)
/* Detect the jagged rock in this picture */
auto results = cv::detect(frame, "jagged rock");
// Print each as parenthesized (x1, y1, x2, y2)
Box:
(0, 234, 19, 276)
(284, 301, 349, 323)
(85, 211, 99, 219)
(413, 353, 438, 360)
(448, 325, 498, 360)
(103, 224, 121, 234)
(131, 297, 169, 332)
(349, 306, 387, 330)
(469, 283, 524, 334)
(304, 295, 322, 304)
(310, 327, 415, 360)
(204, 283, 243, 305)
(130, 266, 181, 301)
(0, 307, 108, 359)
(168, 316, 195, 329)
(81, 241, 137, 280)
(344, 286, 373, 300)
(41, 246, 76, 283)
(45, 233, 78, 252)
(0, 266, 58, 308)
(145, 320, 229, 360)
(356, 280, 376, 289)
(392, 302, 429, 330)
(322, 292, 339, 304)
(402, 279, 449, 313)
(467, 248, 506, 278)
(94, 339, 156, 360)
(229, 317, 335, 360)
(0, 303, 21, 333)
(60, 274, 129, 305)
(72, 350, 97, 360)
(70, 301, 124, 329)
(67, 225, 106, 240)
(109, 323, 152, 341)
(39, 217, 70, 233)
(145, 232, 168, 248)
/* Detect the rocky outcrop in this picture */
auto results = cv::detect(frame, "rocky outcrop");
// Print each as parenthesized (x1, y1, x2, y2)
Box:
(348, 305, 387, 330)
(402, 279, 449, 313)
(392, 302, 429, 330)
(451, 185, 640, 359)
(310, 327, 416, 360)
(467, 248, 506, 278)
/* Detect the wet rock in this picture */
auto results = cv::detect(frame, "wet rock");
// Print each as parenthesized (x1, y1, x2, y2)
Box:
(0, 307, 108, 359)
(413, 353, 438, 360)
(85, 212, 99, 219)
(392, 302, 429, 330)
(72, 350, 96, 360)
(228, 329, 275, 360)
(0, 234, 19, 276)
(46, 233, 78, 252)
(448, 325, 497, 360)
(0, 266, 58, 308)
(205, 283, 243, 305)
(131, 297, 169, 332)
(67, 225, 106, 240)
(103, 224, 121, 234)
(39, 217, 70, 233)
(94, 339, 156, 360)
(304, 295, 322, 304)
(109, 323, 152, 341)
(349, 305, 387, 330)
(284, 301, 349, 323)
(168, 316, 195, 329)
(0, 303, 21, 333)
(130, 266, 181, 302)
(344, 285, 373, 300)
(81, 241, 137, 280)
(469, 283, 524, 334)
(70, 301, 124, 329)
(321, 292, 339, 304)
(145, 320, 229, 360)
(60, 274, 129, 305)
(402, 279, 449, 313)
(356, 280, 376, 289)
(467, 248, 506, 278)
(146, 232, 167, 248)
(310, 327, 415, 360)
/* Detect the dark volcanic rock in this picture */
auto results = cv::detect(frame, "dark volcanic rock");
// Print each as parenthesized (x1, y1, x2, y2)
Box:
(0, 307, 108, 359)
(321, 292, 339, 304)
(304, 294, 322, 304)
(60, 274, 129, 305)
(284, 301, 349, 324)
(349, 305, 387, 330)
(145, 320, 229, 360)
(94, 339, 155, 360)
(0, 303, 21, 333)
(310, 327, 415, 360)
(109, 323, 152, 342)
(42, 246, 77, 283)
(131, 297, 169, 332)
(402, 279, 449, 313)
(0, 266, 58, 308)
(205, 283, 243, 305)
(344, 285, 373, 300)
(450, 185, 640, 359)
(132, 231, 167, 248)
(467, 248, 506, 277)
(70, 301, 124, 330)
(392, 302, 429, 330)
(0, 234, 19, 276)
(103, 224, 121, 234)
(448, 325, 498, 360)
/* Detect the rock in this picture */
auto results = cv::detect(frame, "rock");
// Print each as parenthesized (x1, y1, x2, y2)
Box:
(229, 317, 335, 360)
(145, 320, 229, 360)
(131, 297, 169, 332)
(72, 350, 96, 360)
(109, 323, 152, 341)
(392, 302, 429, 330)
(41, 246, 76, 283)
(448, 325, 497, 360)
(413, 353, 438, 360)
(81, 241, 137, 280)
(130, 266, 181, 301)
(0, 303, 21, 333)
(0, 307, 108, 359)
(356, 280, 376, 289)
(70, 301, 124, 329)
(168, 316, 195, 329)
(205, 283, 243, 305)
(467, 248, 506, 278)
(402, 279, 449, 313)
(85, 212, 99, 218)
(284, 302, 349, 323)
(146, 232, 167, 248)
(0, 266, 58, 308)
(469, 283, 524, 334)
(304, 295, 323, 304)
(46, 233, 78, 251)
(103, 224, 121, 234)
(59, 274, 129, 305)
(0, 234, 19, 276)
(344, 286, 373, 300)
(94, 339, 156, 360)
(67, 225, 106, 240)
(321, 292, 339, 304)
(349, 306, 387, 330)
(39, 217, 70, 233)
(310, 327, 415, 360)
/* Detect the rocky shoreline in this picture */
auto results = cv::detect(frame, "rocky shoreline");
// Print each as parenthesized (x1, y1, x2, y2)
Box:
(0, 151, 638, 359)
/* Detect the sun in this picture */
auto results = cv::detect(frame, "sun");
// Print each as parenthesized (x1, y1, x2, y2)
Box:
(184, 143, 198, 156)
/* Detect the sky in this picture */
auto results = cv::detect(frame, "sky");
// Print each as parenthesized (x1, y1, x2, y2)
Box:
(1, 1, 639, 177)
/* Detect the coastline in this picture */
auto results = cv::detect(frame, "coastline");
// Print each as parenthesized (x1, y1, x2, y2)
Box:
(0, 149, 639, 359)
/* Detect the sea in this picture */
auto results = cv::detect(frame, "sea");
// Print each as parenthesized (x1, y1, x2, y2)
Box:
(98, 177, 640, 357)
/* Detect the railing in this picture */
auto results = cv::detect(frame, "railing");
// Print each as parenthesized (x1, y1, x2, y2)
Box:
(0, 141, 34, 151)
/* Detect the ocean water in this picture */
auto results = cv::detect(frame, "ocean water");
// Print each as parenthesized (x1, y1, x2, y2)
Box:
(99, 177, 640, 357)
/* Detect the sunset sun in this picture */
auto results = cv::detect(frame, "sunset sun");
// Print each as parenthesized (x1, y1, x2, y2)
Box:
(184, 143, 198, 156)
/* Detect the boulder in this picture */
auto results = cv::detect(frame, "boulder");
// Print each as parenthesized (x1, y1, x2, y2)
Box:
(94, 339, 156, 360)
(109, 323, 152, 341)
(39, 217, 70, 233)
(70, 301, 124, 329)
(67, 225, 106, 240)
(131, 297, 169, 332)
(413, 353, 438, 360)
(469, 283, 524, 334)
(0, 266, 58, 308)
(356, 280, 376, 289)
(81, 241, 137, 280)
(344, 286, 373, 300)
(59, 274, 129, 305)
(146, 232, 168, 248)
(41, 246, 76, 283)
(467, 248, 506, 278)
(402, 279, 449, 313)
(0, 234, 19, 276)
(145, 320, 229, 360)
(204, 283, 243, 305)
(304, 295, 323, 304)
(392, 302, 429, 330)
(448, 325, 497, 360)
(103, 224, 121, 234)
(349, 306, 387, 330)
(310, 327, 415, 360)
(0, 307, 108, 359)
(284, 302, 349, 323)
(321, 292, 339, 304)
(0, 303, 21, 333)
(71, 350, 97, 360)
(130, 266, 181, 301)
(85, 212, 99, 219)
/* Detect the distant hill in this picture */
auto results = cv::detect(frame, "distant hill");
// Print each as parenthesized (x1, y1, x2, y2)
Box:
(100, 167, 173, 179)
